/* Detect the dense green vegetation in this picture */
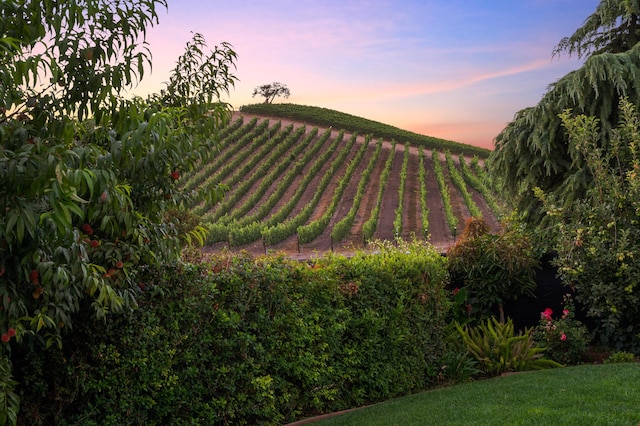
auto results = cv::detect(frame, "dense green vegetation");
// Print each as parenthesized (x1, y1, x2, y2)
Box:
(241, 103, 491, 158)
(16, 241, 451, 425)
(6, 1, 640, 424)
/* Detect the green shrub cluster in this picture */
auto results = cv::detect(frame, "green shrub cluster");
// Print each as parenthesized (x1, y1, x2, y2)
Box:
(15, 241, 450, 425)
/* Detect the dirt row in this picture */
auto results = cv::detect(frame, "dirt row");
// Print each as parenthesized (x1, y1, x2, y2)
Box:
(201, 112, 500, 258)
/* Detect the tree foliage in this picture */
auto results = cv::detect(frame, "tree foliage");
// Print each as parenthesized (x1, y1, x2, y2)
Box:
(252, 81, 290, 104)
(553, 0, 640, 59)
(488, 1, 640, 226)
(0, 3, 237, 419)
(537, 98, 640, 352)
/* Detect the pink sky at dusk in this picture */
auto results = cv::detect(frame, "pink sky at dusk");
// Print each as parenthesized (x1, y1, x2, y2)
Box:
(129, 0, 601, 150)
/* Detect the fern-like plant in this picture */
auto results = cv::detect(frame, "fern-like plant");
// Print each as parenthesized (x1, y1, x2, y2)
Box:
(455, 317, 561, 376)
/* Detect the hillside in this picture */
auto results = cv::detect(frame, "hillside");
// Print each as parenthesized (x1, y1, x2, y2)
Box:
(240, 103, 492, 158)
(184, 108, 503, 258)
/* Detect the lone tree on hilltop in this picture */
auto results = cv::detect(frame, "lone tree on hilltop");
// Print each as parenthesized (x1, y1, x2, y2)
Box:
(252, 82, 290, 103)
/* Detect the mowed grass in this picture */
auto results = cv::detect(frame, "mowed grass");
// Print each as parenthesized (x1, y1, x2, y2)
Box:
(312, 363, 640, 425)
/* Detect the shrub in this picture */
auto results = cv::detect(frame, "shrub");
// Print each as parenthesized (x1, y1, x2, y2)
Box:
(537, 98, 640, 352)
(455, 317, 561, 376)
(14, 242, 451, 425)
(532, 295, 589, 365)
(447, 217, 539, 323)
(605, 351, 637, 364)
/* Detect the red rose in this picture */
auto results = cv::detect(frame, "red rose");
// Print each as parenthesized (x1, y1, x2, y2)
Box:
(29, 269, 39, 285)
(170, 170, 180, 180)
(1, 334, 9, 343)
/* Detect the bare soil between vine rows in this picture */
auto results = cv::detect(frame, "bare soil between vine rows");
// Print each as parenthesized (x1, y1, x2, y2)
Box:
(202, 112, 500, 260)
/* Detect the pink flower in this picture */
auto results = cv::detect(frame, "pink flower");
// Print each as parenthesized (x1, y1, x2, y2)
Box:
(541, 308, 553, 321)
(560, 333, 567, 341)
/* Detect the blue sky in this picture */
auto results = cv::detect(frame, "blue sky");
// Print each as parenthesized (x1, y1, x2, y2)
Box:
(131, 0, 601, 149)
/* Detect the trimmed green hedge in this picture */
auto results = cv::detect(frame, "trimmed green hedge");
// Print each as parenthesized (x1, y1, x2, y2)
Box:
(15, 241, 450, 425)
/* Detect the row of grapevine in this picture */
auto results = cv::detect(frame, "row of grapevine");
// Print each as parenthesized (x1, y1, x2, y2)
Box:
(297, 134, 371, 244)
(206, 128, 334, 245)
(258, 131, 351, 246)
(362, 142, 396, 242)
(187, 114, 502, 252)
(418, 147, 430, 239)
(458, 156, 503, 219)
(208, 124, 308, 222)
(432, 150, 458, 236)
(190, 119, 274, 214)
(393, 143, 410, 238)
(330, 138, 383, 243)
(217, 126, 324, 226)
(444, 151, 482, 217)
(181, 117, 257, 193)
(194, 121, 289, 216)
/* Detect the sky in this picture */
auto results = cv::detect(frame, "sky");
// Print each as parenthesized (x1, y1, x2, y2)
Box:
(129, 0, 601, 150)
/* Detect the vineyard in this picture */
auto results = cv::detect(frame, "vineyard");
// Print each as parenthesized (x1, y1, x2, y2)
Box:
(184, 107, 503, 258)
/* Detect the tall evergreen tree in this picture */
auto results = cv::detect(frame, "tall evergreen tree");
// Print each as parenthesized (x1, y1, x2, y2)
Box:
(489, 0, 640, 225)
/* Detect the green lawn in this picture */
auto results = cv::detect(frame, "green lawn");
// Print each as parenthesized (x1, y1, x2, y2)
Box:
(311, 363, 640, 425)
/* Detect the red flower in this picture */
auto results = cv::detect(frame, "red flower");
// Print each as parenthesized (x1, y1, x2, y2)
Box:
(81, 223, 93, 235)
(541, 308, 553, 321)
(170, 170, 180, 180)
(7, 328, 15, 338)
(90, 240, 100, 248)
(453, 287, 460, 296)
(29, 269, 39, 285)
(104, 268, 115, 278)
(560, 333, 567, 341)
(1, 334, 9, 343)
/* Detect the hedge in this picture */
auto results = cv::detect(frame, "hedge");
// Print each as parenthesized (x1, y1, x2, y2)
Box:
(14, 241, 450, 425)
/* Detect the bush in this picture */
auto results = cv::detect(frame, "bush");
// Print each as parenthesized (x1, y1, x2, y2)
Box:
(605, 351, 637, 364)
(14, 242, 451, 425)
(455, 317, 561, 376)
(447, 217, 539, 323)
(537, 99, 640, 352)
(532, 295, 589, 365)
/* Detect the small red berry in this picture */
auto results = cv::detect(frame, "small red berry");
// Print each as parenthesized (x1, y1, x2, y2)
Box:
(7, 328, 15, 338)
(104, 268, 115, 278)
(170, 170, 180, 180)
(1, 334, 9, 343)
(32, 287, 44, 299)
(115, 261, 124, 269)
(90, 240, 100, 248)
(29, 269, 39, 285)
(81, 223, 93, 235)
